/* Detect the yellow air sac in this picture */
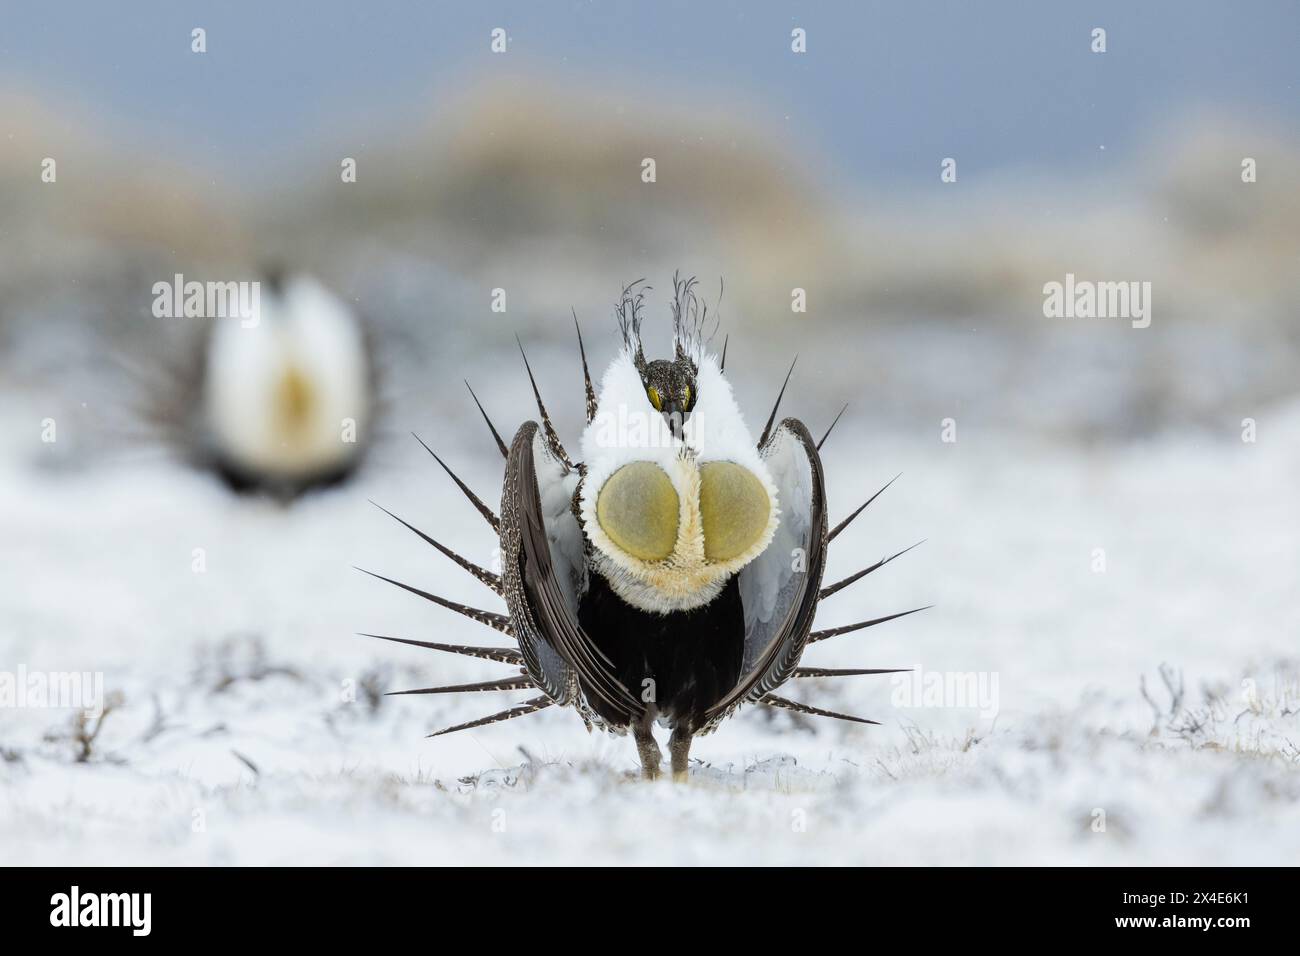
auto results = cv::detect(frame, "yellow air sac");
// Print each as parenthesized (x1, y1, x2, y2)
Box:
(596, 462, 680, 561)
(699, 461, 771, 562)
(273, 364, 316, 437)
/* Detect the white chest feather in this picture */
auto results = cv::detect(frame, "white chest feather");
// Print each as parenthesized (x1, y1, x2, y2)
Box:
(579, 350, 780, 613)
(204, 276, 370, 480)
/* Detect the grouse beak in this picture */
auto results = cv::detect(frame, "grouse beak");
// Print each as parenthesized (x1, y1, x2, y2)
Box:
(662, 403, 686, 440)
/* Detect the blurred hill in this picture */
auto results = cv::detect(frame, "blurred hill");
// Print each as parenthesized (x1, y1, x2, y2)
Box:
(2, 78, 1299, 451)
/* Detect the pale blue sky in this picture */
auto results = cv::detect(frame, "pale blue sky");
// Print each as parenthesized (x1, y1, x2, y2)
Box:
(3, 0, 1296, 190)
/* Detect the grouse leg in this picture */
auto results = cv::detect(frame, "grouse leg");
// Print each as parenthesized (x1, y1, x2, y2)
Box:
(633, 710, 662, 780)
(669, 725, 693, 782)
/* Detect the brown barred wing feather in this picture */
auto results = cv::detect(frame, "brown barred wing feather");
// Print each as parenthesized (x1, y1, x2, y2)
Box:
(500, 422, 645, 724)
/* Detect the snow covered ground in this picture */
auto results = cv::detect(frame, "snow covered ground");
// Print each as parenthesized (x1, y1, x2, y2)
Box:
(2, 3, 1297, 869)
(3, 385, 1297, 866)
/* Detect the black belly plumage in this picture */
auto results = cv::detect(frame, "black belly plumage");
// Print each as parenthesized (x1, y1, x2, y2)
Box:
(578, 571, 745, 733)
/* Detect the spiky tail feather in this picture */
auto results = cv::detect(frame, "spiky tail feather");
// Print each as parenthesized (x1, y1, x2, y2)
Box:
(574, 311, 597, 425)
(369, 500, 503, 595)
(819, 540, 924, 600)
(817, 403, 848, 450)
(411, 433, 501, 532)
(388, 676, 534, 696)
(465, 381, 509, 460)
(807, 605, 931, 644)
(826, 473, 900, 544)
(792, 667, 910, 678)
(516, 336, 573, 468)
(757, 356, 797, 448)
(759, 694, 880, 725)
(426, 696, 554, 738)
(355, 568, 513, 635)
(360, 633, 523, 665)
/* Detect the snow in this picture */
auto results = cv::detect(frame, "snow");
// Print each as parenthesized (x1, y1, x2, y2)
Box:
(3, 392, 1298, 866)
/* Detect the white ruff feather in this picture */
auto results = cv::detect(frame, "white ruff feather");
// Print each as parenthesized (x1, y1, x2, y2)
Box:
(579, 349, 780, 613)
(204, 276, 370, 480)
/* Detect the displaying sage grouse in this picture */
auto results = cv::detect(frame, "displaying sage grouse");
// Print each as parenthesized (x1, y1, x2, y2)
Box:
(201, 270, 375, 498)
(363, 277, 925, 781)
